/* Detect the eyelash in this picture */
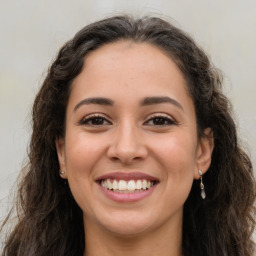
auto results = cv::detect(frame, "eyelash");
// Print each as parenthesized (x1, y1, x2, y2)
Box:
(144, 114, 177, 126)
(79, 113, 177, 127)
(79, 114, 112, 126)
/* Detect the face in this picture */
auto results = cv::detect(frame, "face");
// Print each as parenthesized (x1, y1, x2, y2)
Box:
(56, 41, 213, 237)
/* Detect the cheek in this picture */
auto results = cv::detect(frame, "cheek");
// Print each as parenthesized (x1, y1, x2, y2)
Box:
(65, 132, 104, 173)
(64, 133, 105, 214)
(155, 131, 197, 168)
(64, 133, 105, 201)
(152, 132, 197, 192)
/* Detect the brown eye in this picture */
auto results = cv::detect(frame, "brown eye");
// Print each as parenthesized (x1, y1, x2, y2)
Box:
(80, 115, 111, 126)
(145, 115, 176, 126)
(89, 117, 105, 125)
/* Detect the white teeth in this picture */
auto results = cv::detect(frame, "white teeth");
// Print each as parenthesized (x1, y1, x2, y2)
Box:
(142, 180, 147, 190)
(101, 180, 107, 188)
(127, 180, 136, 190)
(113, 180, 118, 190)
(107, 179, 113, 190)
(136, 180, 142, 189)
(118, 180, 127, 190)
(101, 179, 155, 192)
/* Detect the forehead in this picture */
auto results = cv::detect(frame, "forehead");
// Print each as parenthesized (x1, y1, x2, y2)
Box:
(71, 41, 189, 98)
(85, 41, 174, 67)
(84, 41, 181, 77)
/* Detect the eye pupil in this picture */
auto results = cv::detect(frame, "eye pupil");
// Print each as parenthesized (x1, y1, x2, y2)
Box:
(153, 118, 166, 125)
(91, 118, 104, 125)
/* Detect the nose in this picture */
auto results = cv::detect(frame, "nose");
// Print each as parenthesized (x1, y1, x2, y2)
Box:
(107, 121, 148, 164)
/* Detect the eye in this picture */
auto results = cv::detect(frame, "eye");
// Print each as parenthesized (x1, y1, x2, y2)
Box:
(79, 114, 112, 126)
(144, 114, 176, 126)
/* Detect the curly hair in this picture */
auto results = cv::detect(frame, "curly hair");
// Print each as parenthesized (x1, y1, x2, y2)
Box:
(1, 15, 255, 256)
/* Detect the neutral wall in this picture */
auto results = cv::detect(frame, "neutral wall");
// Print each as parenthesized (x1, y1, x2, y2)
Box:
(1, 0, 255, 238)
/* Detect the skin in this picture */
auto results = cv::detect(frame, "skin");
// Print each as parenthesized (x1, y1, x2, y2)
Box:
(56, 41, 214, 256)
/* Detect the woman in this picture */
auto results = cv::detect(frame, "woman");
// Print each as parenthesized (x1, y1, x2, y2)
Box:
(1, 15, 255, 256)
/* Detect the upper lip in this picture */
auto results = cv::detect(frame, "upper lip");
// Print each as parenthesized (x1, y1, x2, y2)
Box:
(95, 172, 159, 182)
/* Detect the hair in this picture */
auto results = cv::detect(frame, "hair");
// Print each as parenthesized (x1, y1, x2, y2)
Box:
(1, 15, 255, 256)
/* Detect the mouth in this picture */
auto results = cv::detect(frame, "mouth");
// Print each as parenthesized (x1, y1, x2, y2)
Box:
(96, 172, 159, 202)
(100, 179, 157, 193)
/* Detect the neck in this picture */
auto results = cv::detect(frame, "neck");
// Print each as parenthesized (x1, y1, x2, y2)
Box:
(83, 213, 183, 256)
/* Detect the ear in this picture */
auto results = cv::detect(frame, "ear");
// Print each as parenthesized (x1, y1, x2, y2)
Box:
(194, 128, 214, 179)
(55, 137, 67, 179)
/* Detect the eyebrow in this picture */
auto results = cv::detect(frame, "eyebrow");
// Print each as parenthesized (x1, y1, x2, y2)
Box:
(74, 97, 114, 111)
(141, 96, 183, 110)
(73, 96, 183, 112)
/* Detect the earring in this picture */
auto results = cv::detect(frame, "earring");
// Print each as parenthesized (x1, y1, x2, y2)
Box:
(59, 171, 65, 175)
(198, 170, 206, 199)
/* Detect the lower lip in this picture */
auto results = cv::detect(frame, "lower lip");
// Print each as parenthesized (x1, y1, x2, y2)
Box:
(98, 183, 157, 203)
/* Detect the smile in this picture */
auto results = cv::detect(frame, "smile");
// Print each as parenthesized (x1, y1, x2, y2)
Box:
(100, 179, 155, 193)
(96, 172, 159, 202)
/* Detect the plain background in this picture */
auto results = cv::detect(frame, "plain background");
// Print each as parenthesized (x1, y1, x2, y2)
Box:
(0, 0, 255, 242)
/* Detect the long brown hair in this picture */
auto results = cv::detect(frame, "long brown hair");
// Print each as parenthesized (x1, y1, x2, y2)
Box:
(1, 15, 255, 256)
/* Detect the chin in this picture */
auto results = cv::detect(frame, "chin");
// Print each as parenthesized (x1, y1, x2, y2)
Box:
(104, 222, 151, 237)
(96, 210, 155, 236)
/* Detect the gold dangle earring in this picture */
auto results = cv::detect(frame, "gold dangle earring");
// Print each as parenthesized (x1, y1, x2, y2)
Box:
(198, 170, 206, 199)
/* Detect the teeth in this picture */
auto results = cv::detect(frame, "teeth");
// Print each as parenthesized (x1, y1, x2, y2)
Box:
(102, 180, 107, 188)
(118, 180, 127, 190)
(142, 180, 147, 190)
(136, 180, 142, 189)
(107, 179, 113, 189)
(127, 180, 136, 190)
(101, 179, 155, 192)
(113, 180, 118, 190)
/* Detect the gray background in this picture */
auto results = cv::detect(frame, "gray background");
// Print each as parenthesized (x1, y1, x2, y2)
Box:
(0, 0, 255, 240)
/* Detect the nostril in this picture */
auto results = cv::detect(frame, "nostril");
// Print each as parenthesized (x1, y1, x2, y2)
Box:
(109, 155, 144, 165)
(111, 156, 120, 161)
(133, 156, 142, 161)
